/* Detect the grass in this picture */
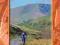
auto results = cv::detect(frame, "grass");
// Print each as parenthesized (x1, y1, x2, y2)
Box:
(26, 34, 51, 45)
(14, 25, 41, 33)
(26, 39, 51, 45)
(12, 24, 51, 45)
(10, 15, 52, 45)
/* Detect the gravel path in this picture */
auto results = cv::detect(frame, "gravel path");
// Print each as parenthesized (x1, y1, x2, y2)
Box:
(10, 36, 23, 45)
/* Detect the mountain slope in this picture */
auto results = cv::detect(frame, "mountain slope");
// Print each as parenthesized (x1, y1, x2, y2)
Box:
(10, 4, 51, 25)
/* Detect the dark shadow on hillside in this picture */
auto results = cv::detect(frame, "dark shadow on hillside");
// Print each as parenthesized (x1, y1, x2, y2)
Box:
(10, 25, 24, 36)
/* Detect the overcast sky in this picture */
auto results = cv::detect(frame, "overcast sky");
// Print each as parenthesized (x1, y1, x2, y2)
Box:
(10, 0, 51, 8)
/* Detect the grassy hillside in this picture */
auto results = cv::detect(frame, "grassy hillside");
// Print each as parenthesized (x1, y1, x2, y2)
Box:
(10, 15, 51, 45)
(17, 15, 51, 31)
(11, 15, 51, 38)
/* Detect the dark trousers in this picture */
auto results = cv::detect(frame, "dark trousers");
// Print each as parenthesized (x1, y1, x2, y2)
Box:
(22, 38, 26, 45)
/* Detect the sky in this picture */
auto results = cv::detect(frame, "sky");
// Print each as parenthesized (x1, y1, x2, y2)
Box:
(10, 0, 51, 8)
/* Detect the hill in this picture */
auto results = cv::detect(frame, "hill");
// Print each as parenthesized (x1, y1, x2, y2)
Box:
(10, 4, 51, 25)
(10, 15, 51, 39)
